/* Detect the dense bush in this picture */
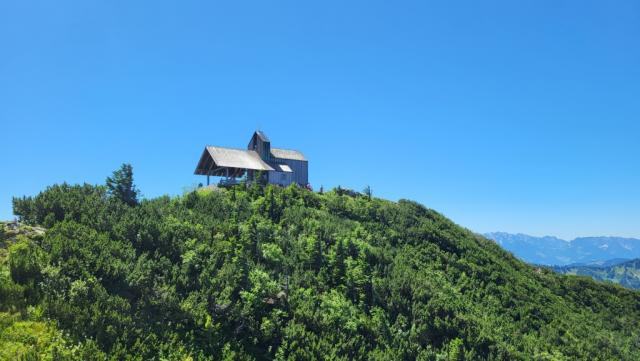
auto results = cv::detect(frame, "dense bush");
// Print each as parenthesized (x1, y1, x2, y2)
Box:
(3, 179, 640, 360)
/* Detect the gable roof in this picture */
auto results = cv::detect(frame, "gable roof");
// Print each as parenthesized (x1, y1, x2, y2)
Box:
(271, 147, 306, 161)
(255, 130, 270, 143)
(196, 132, 306, 176)
(194, 146, 274, 175)
(207, 146, 274, 170)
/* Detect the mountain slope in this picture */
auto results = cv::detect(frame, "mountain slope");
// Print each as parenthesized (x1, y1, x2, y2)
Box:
(485, 232, 640, 266)
(0, 222, 82, 359)
(553, 259, 640, 289)
(3, 182, 640, 360)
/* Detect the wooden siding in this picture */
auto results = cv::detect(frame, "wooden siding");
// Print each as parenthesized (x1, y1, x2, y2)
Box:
(248, 131, 271, 161)
(273, 158, 308, 186)
(268, 170, 293, 186)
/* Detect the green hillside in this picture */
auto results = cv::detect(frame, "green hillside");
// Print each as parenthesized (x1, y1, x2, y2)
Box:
(2, 170, 640, 360)
(553, 259, 640, 290)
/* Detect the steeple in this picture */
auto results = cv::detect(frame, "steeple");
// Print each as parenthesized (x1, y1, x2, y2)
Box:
(248, 130, 271, 160)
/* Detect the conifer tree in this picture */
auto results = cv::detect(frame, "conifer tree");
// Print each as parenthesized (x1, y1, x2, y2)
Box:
(106, 163, 139, 206)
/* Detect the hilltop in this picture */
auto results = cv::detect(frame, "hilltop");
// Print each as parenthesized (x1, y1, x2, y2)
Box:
(2, 177, 640, 360)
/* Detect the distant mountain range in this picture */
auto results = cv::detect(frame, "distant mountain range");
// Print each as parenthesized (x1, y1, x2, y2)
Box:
(552, 259, 640, 289)
(484, 232, 640, 266)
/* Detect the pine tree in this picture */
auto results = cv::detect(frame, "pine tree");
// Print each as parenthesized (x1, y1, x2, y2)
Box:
(334, 240, 346, 284)
(106, 163, 139, 206)
(363, 185, 372, 199)
(312, 235, 323, 272)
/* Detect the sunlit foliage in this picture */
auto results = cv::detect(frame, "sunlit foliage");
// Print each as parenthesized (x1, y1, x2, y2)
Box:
(3, 177, 640, 360)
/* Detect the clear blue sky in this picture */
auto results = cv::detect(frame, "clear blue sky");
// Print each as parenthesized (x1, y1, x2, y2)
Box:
(1, 1, 639, 239)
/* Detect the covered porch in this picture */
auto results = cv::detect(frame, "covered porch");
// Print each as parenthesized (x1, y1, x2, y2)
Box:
(194, 146, 274, 186)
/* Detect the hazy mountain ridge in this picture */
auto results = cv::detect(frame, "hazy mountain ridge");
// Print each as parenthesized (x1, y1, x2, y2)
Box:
(552, 258, 640, 289)
(561, 258, 630, 268)
(485, 232, 640, 266)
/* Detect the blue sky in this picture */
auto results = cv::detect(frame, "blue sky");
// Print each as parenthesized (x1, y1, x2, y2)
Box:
(1, 1, 639, 239)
